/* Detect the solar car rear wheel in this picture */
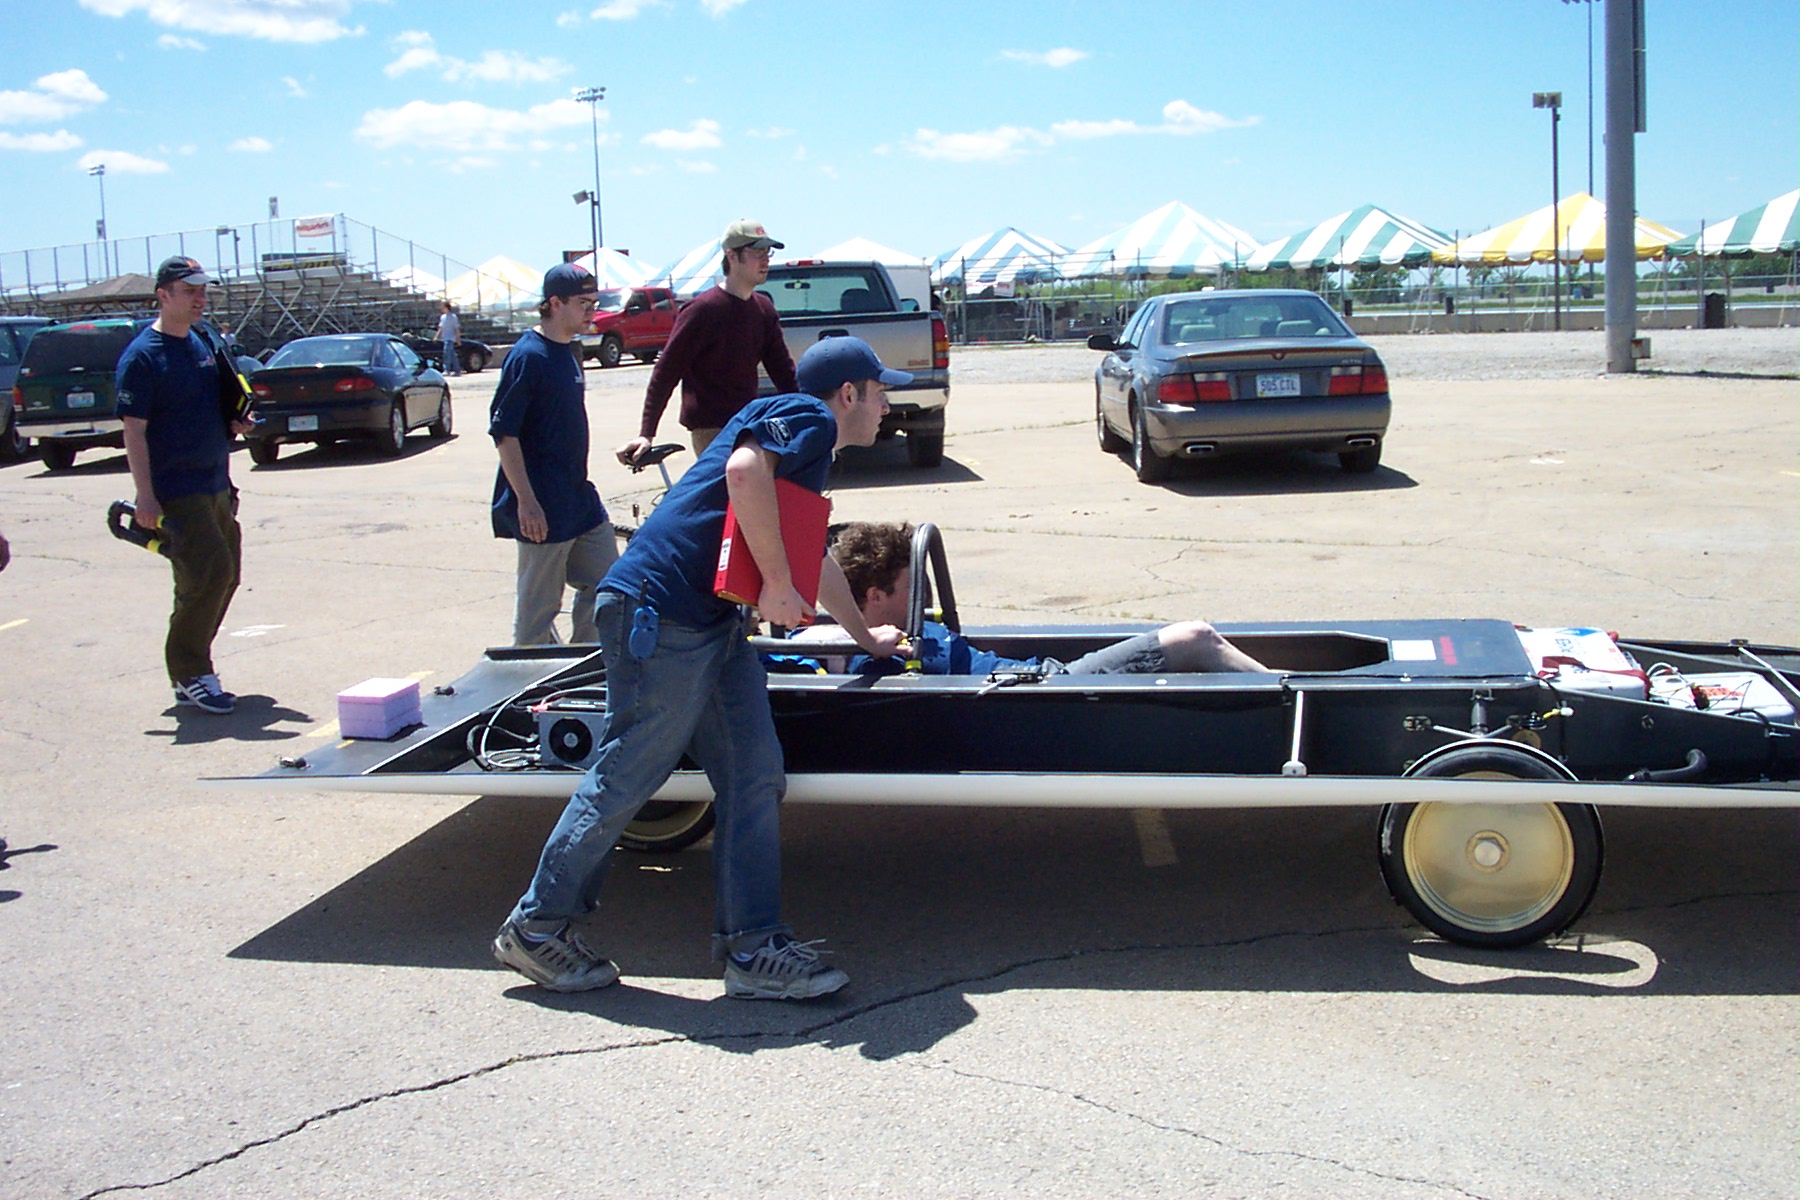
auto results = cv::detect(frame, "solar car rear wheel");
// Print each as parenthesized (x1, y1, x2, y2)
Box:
(1379, 746, 1603, 948)
(620, 800, 715, 852)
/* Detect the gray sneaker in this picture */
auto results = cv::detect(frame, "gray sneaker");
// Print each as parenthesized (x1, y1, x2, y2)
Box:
(492, 918, 619, 992)
(724, 933, 848, 1000)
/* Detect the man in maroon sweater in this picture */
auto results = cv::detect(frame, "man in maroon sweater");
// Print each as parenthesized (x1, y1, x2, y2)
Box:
(615, 218, 799, 462)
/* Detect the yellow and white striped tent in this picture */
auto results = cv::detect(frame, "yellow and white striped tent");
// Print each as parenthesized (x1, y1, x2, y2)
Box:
(1432, 194, 1683, 265)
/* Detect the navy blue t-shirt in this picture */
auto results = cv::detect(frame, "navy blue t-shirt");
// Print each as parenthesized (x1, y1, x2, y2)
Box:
(114, 326, 231, 502)
(603, 393, 836, 630)
(488, 329, 606, 543)
(849, 620, 1033, 678)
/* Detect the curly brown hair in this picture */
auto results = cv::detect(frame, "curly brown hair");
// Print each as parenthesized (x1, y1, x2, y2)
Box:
(830, 521, 914, 605)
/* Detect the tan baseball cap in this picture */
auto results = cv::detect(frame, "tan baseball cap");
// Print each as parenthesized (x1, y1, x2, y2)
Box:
(722, 218, 783, 251)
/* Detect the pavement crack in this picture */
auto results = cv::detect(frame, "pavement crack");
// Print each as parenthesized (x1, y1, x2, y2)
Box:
(922, 1063, 1498, 1199)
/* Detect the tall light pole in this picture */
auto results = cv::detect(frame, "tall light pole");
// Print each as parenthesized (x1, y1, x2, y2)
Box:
(88, 163, 108, 277)
(1533, 91, 1563, 330)
(573, 85, 606, 257)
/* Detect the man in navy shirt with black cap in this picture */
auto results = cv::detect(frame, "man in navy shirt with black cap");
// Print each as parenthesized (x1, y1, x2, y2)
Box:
(118, 255, 255, 715)
(494, 335, 910, 1000)
(489, 261, 615, 645)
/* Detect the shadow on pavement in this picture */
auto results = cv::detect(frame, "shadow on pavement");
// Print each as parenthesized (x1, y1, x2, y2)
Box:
(146, 693, 314, 744)
(1143, 451, 1420, 496)
(828, 440, 982, 490)
(0, 839, 59, 904)
(231, 797, 1797, 1057)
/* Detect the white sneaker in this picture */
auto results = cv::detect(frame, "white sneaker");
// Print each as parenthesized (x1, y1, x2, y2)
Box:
(724, 934, 848, 1000)
(493, 918, 619, 992)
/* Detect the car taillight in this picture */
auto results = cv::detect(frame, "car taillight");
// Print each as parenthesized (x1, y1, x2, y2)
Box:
(931, 314, 949, 370)
(333, 376, 378, 393)
(1330, 363, 1389, 395)
(10, 385, 21, 414)
(1158, 372, 1229, 403)
(251, 382, 272, 398)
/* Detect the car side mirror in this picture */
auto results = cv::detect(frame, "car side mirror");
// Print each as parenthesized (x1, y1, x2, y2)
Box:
(1087, 333, 1118, 351)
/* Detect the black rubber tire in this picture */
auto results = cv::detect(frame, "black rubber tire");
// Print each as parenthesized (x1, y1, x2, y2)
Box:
(1379, 745, 1604, 948)
(1339, 444, 1382, 473)
(463, 348, 489, 373)
(1131, 400, 1170, 483)
(0, 410, 24, 462)
(428, 389, 453, 439)
(598, 335, 624, 369)
(1096, 390, 1126, 452)
(906, 429, 944, 468)
(40, 441, 77, 471)
(379, 403, 407, 457)
(620, 800, 716, 852)
(247, 439, 280, 465)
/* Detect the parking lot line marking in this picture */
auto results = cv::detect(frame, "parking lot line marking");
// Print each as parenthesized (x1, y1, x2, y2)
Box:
(304, 719, 341, 740)
(0, 619, 26, 634)
(1133, 808, 1178, 868)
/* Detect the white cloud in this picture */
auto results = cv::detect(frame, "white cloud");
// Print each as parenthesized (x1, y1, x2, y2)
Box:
(0, 69, 108, 124)
(355, 98, 590, 152)
(1001, 47, 1088, 68)
(157, 33, 206, 49)
(77, 0, 366, 44)
(642, 118, 720, 150)
(591, 0, 662, 16)
(746, 126, 794, 138)
(282, 76, 308, 97)
(904, 125, 1052, 163)
(677, 159, 716, 173)
(909, 99, 1257, 162)
(383, 33, 568, 84)
(700, 0, 746, 13)
(556, 9, 582, 25)
(77, 148, 169, 173)
(229, 135, 272, 152)
(0, 130, 84, 151)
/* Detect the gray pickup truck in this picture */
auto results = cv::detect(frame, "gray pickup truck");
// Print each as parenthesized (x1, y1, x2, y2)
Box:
(758, 260, 950, 467)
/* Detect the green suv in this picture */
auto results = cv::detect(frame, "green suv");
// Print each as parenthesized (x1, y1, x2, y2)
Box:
(10, 319, 145, 471)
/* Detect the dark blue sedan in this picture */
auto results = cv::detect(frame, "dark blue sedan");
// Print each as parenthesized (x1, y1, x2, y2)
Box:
(244, 334, 452, 465)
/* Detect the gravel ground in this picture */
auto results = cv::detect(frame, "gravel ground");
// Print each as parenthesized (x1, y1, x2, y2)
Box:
(571, 326, 1795, 393)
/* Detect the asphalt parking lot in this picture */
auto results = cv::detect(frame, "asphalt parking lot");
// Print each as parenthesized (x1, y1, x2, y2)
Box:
(1, 327, 1795, 1198)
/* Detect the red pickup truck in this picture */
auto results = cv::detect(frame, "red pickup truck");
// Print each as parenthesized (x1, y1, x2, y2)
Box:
(581, 286, 681, 368)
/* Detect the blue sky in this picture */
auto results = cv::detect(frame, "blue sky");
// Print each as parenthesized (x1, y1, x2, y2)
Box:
(3, 0, 1795, 278)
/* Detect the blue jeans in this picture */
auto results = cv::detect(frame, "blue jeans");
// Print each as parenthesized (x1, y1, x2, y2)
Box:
(442, 339, 462, 374)
(513, 591, 788, 958)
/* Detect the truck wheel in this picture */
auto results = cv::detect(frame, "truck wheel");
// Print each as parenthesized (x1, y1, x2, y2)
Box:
(40, 441, 77, 471)
(1131, 401, 1170, 483)
(1096, 390, 1126, 453)
(1379, 745, 1603, 948)
(598, 335, 624, 369)
(620, 800, 716, 852)
(247, 439, 280, 465)
(906, 429, 944, 468)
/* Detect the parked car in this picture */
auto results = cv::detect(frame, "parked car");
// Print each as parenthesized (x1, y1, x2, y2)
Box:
(398, 331, 491, 374)
(1089, 290, 1391, 483)
(579, 286, 682, 368)
(11, 318, 146, 471)
(0, 316, 52, 460)
(244, 334, 452, 464)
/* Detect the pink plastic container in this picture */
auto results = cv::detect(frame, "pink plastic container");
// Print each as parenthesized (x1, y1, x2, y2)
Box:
(337, 677, 422, 739)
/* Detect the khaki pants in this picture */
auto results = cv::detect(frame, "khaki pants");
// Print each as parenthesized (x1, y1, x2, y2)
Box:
(690, 427, 722, 456)
(161, 489, 241, 683)
(513, 522, 618, 645)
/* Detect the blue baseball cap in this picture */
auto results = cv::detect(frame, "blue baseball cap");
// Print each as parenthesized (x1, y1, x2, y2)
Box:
(543, 261, 599, 300)
(796, 336, 913, 395)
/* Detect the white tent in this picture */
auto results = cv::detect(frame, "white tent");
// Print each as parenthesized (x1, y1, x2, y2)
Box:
(1067, 201, 1258, 277)
(655, 237, 725, 297)
(569, 247, 659, 290)
(383, 264, 446, 296)
(812, 236, 930, 266)
(444, 255, 540, 310)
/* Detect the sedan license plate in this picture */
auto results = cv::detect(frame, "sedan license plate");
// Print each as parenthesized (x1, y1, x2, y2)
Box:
(1255, 373, 1301, 399)
(66, 390, 96, 409)
(289, 415, 319, 432)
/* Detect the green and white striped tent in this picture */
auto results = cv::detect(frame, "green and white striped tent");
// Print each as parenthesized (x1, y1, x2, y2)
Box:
(1665, 190, 1799, 257)
(1067, 201, 1258, 278)
(1245, 204, 1452, 271)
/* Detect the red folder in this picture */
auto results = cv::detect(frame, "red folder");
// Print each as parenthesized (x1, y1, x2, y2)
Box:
(714, 478, 832, 610)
